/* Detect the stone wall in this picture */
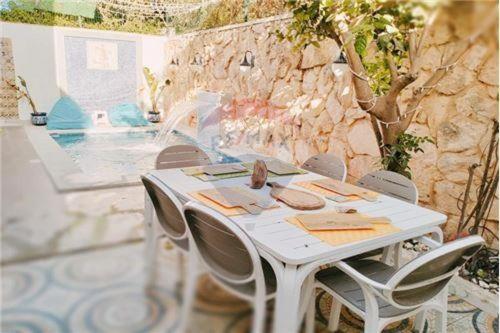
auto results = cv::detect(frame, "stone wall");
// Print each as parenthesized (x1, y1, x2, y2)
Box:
(164, 10, 498, 243)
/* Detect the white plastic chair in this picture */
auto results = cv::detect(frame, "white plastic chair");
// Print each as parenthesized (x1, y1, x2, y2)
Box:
(181, 201, 281, 333)
(356, 170, 419, 204)
(155, 144, 212, 169)
(143, 145, 212, 284)
(305, 235, 484, 333)
(302, 153, 347, 182)
(142, 174, 190, 286)
(352, 170, 420, 267)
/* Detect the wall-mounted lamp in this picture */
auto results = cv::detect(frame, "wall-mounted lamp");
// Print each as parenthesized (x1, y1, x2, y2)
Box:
(331, 51, 348, 78)
(170, 58, 179, 66)
(190, 53, 203, 66)
(239, 50, 255, 72)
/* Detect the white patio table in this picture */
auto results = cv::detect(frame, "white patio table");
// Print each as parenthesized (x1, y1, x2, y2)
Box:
(146, 165, 447, 333)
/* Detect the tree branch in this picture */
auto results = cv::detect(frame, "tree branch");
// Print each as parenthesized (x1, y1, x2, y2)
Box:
(370, 115, 384, 156)
(408, 30, 418, 70)
(340, 31, 376, 114)
(386, 53, 399, 83)
(388, 72, 418, 100)
(410, 8, 440, 74)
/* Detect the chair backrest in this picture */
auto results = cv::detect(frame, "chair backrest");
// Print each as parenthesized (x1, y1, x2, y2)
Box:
(156, 144, 211, 170)
(356, 170, 418, 204)
(141, 174, 187, 241)
(302, 154, 347, 181)
(183, 201, 264, 284)
(383, 235, 484, 308)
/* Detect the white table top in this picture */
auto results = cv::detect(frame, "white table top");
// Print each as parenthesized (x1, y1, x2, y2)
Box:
(149, 167, 447, 265)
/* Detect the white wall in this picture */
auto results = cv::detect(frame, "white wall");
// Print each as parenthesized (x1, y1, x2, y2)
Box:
(1, 23, 59, 119)
(0, 22, 167, 119)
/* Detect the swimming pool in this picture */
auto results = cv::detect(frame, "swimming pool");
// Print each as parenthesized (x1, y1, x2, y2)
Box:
(50, 130, 240, 180)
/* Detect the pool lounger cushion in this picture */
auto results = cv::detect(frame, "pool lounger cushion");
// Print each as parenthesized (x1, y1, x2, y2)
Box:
(47, 96, 93, 130)
(107, 103, 149, 127)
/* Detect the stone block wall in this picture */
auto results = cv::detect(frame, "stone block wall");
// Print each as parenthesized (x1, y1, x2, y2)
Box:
(163, 11, 498, 243)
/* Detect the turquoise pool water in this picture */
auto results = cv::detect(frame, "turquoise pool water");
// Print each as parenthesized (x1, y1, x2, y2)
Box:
(50, 130, 239, 178)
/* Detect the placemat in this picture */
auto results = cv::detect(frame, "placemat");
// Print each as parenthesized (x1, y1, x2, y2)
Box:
(265, 160, 305, 175)
(189, 188, 279, 216)
(295, 211, 391, 231)
(312, 178, 378, 202)
(294, 180, 360, 202)
(184, 162, 307, 182)
(285, 216, 400, 246)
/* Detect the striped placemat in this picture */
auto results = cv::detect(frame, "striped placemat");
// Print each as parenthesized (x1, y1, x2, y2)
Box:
(285, 215, 400, 246)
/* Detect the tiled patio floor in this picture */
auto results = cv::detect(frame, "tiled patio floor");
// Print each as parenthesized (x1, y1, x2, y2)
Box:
(1, 125, 498, 332)
(2, 241, 498, 333)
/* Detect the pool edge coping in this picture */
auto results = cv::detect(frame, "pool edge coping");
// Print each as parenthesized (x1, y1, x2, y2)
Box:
(25, 125, 145, 192)
(24, 124, 237, 192)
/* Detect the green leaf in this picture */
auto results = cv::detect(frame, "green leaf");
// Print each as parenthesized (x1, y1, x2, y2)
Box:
(17, 76, 27, 88)
(354, 34, 367, 56)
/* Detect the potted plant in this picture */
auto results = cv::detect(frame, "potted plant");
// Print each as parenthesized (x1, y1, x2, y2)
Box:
(5, 76, 45, 125)
(143, 67, 171, 123)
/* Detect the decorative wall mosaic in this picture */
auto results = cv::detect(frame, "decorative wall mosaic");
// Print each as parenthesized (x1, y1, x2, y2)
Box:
(64, 36, 137, 113)
(0, 38, 18, 118)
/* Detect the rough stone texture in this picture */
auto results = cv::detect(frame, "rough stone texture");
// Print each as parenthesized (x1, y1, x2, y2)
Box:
(347, 120, 380, 157)
(164, 13, 498, 242)
(437, 115, 487, 153)
(301, 39, 339, 69)
(479, 55, 499, 86)
(435, 66, 475, 95)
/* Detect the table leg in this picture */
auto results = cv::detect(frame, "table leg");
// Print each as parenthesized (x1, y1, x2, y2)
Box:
(273, 264, 302, 333)
(144, 192, 157, 284)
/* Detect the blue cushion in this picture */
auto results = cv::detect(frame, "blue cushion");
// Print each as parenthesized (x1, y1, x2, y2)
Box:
(107, 103, 149, 127)
(47, 96, 93, 130)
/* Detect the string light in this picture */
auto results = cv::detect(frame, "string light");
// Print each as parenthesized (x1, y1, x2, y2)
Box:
(342, 54, 458, 126)
(97, 0, 220, 22)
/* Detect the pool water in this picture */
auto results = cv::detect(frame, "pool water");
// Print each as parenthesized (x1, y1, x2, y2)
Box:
(50, 130, 239, 178)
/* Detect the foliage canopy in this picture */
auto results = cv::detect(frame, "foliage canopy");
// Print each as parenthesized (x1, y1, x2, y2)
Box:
(279, 0, 429, 95)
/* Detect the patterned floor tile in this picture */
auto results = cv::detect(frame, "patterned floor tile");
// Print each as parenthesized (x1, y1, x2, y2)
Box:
(1, 242, 497, 333)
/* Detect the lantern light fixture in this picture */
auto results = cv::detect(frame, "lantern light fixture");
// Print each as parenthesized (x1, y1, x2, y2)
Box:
(190, 53, 203, 66)
(239, 50, 255, 72)
(331, 51, 348, 78)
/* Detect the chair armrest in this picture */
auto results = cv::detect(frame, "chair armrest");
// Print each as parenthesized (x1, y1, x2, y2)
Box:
(417, 235, 442, 249)
(335, 261, 391, 291)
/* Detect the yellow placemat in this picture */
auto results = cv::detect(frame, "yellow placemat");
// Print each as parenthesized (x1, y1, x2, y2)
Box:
(285, 216, 401, 246)
(294, 180, 360, 202)
(189, 189, 279, 216)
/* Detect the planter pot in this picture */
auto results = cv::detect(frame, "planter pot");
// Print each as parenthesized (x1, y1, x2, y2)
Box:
(31, 112, 47, 126)
(449, 275, 498, 316)
(147, 112, 161, 123)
